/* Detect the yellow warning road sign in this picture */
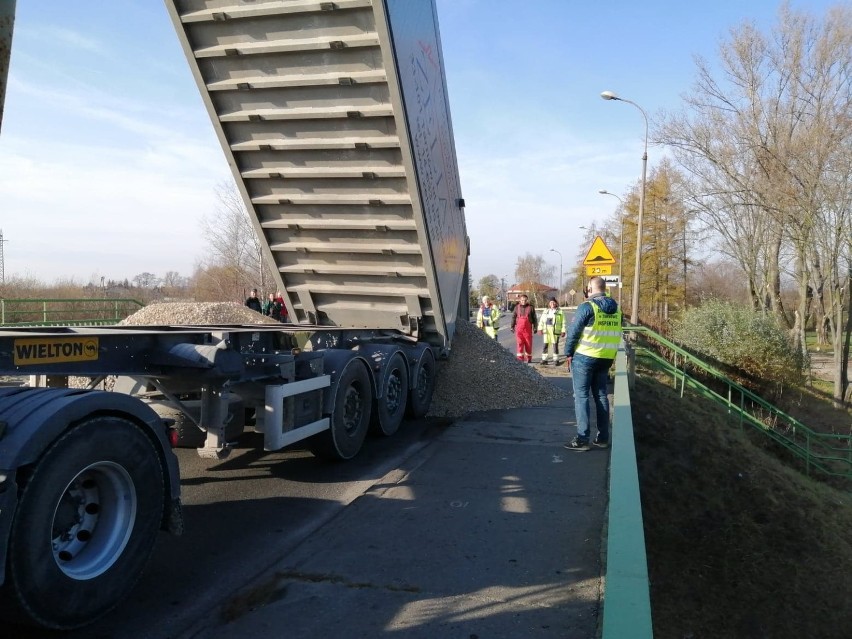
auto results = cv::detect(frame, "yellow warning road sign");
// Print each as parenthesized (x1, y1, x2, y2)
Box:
(586, 265, 612, 275)
(582, 236, 616, 266)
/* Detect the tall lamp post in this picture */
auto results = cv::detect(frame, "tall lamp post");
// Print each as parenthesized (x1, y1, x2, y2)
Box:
(601, 90, 648, 325)
(548, 248, 562, 305)
(598, 189, 625, 305)
(578, 225, 594, 296)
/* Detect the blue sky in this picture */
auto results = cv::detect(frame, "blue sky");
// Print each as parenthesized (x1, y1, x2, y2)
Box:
(0, 0, 839, 287)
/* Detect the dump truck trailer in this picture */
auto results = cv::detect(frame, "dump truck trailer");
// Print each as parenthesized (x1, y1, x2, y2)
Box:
(0, 0, 467, 629)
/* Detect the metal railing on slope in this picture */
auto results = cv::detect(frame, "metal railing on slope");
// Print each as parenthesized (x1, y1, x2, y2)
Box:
(0, 298, 144, 327)
(601, 344, 654, 639)
(630, 325, 852, 486)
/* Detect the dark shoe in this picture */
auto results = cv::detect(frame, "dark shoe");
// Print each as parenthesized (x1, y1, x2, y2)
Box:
(593, 436, 609, 449)
(564, 437, 590, 451)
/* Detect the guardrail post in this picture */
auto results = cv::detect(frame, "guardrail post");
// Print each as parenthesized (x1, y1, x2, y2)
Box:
(625, 339, 636, 389)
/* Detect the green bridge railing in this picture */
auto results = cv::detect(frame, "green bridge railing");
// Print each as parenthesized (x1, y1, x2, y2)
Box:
(602, 343, 653, 639)
(631, 325, 852, 487)
(0, 298, 144, 327)
(602, 323, 851, 639)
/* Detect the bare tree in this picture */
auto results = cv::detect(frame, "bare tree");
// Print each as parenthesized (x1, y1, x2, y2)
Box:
(476, 275, 500, 303)
(199, 181, 277, 301)
(659, 2, 852, 402)
(515, 253, 555, 307)
(132, 272, 158, 289)
(161, 270, 186, 290)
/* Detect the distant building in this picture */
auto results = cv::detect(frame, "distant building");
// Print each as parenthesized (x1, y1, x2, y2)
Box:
(506, 283, 558, 307)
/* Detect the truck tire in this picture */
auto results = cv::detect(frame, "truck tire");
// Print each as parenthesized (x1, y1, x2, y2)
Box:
(1, 416, 165, 630)
(406, 349, 436, 418)
(371, 353, 409, 436)
(310, 360, 372, 460)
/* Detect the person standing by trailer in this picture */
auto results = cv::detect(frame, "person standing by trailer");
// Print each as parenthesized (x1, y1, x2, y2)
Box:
(263, 293, 282, 321)
(563, 276, 622, 451)
(537, 297, 565, 365)
(275, 291, 289, 323)
(245, 288, 262, 314)
(510, 294, 537, 363)
(476, 295, 500, 340)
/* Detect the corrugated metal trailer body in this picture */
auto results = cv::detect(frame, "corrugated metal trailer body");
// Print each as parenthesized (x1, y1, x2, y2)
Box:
(164, 0, 467, 351)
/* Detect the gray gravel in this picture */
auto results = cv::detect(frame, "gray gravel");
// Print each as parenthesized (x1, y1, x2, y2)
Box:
(426, 319, 566, 418)
(118, 301, 278, 326)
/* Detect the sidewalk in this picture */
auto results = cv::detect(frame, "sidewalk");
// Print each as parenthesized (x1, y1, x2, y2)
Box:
(183, 372, 610, 638)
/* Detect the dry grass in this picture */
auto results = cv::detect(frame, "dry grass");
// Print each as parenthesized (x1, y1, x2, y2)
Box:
(633, 372, 852, 639)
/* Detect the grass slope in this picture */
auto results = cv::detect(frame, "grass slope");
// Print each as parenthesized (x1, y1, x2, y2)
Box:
(632, 374, 852, 639)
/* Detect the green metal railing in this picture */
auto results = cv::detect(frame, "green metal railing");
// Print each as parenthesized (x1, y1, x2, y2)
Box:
(0, 298, 144, 327)
(631, 325, 852, 486)
(602, 344, 654, 639)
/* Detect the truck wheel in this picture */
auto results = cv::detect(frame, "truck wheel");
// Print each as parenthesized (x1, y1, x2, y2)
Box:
(1, 417, 165, 630)
(310, 360, 372, 460)
(371, 353, 409, 436)
(406, 349, 436, 418)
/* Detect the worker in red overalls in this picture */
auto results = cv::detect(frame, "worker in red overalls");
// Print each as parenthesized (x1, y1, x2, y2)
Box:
(510, 294, 537, 363)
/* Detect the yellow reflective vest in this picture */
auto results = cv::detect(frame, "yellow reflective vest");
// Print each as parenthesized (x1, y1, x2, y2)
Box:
(476, 303, 500, 337)
(574, 301, 623, 359)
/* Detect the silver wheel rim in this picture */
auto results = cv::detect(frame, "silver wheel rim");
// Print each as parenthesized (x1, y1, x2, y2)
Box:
(343, 384, 365, 435)
(51, 461, 137, 580)
(386, 368, 403, 415)
(415, 362, 431, 403)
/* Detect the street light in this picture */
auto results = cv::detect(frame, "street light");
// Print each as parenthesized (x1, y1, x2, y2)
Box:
(598, 189, 625, 305)
(601, 90, 648, 325)
(548, 248, 562, 304)
(577, 226, 594, 296)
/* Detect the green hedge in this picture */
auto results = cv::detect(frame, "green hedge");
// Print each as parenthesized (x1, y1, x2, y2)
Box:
(670, 299, 806, 390)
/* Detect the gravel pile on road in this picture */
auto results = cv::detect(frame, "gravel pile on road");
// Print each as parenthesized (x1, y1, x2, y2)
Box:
(119, 302, 277, 326)
(426, 319, 566, 419)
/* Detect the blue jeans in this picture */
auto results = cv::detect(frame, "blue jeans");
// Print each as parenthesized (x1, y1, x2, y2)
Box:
(570, 353, 614, 441)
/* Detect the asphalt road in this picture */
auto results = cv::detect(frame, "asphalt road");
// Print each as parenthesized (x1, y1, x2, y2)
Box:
(495, 307, 576, 365)
(13, 418, 448, 639)
(12, 308, 582, 639)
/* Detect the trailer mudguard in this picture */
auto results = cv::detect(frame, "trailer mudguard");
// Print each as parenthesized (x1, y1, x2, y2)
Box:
(0, 387, 182, 587)
(400, 342, 434, 392)
(317, 350, 375, 416)
(348, 343, 410, 400)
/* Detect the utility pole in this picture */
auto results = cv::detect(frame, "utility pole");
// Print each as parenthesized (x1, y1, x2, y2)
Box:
(0, 229, 8, 284)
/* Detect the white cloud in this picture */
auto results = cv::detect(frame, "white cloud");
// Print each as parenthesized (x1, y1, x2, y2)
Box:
(0, 128, 229, 282)
(27, 25, 107, 55)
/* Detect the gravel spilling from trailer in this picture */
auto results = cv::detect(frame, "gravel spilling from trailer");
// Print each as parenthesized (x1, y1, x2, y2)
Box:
(426, 320, 566, 418)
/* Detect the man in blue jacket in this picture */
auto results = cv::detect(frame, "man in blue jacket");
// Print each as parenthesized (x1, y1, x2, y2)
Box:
(563, 276, 622, 451)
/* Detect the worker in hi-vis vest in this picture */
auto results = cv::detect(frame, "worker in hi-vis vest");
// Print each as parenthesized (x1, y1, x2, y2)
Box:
(476, 295, 500, 340)
(563, 276, 622, 451)
(537, 297, 565, 365)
